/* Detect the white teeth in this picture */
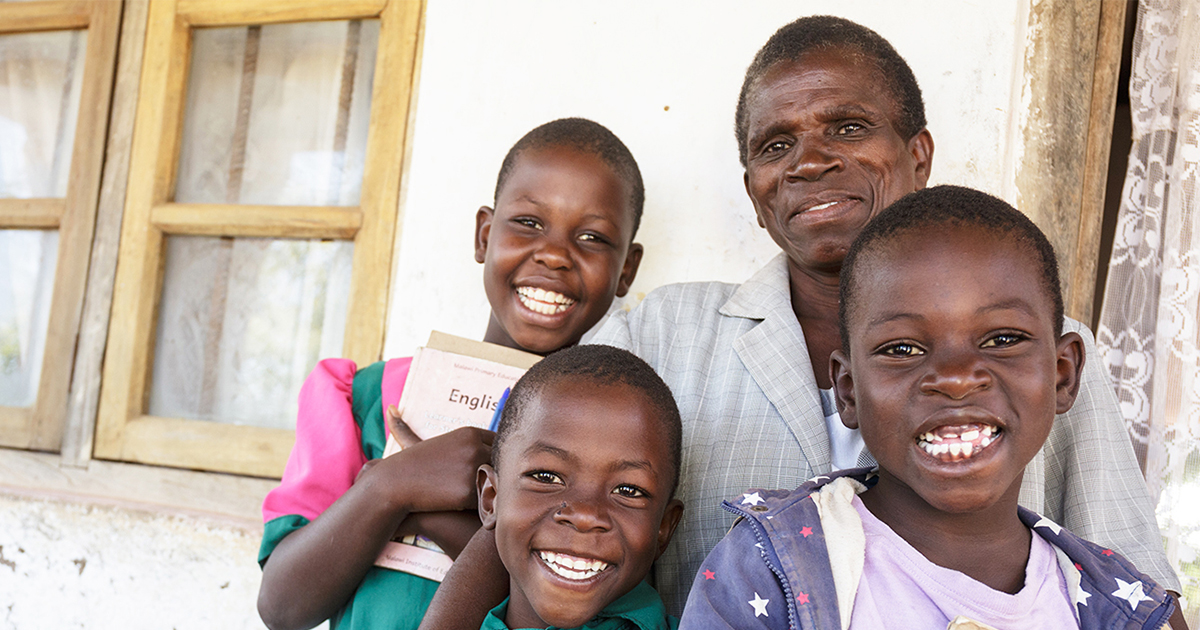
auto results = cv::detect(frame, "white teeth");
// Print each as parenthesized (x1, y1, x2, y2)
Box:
(517, 287, 575, 315)
(810, 201, 838, 211)
(918, 424, 1000, 460)
(538, 551, 608, 581)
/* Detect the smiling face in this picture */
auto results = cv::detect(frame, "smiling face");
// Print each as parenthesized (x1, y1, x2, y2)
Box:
(478, 378, 683, 630)
(830, 225, 1083, 515)
(742, 48, 933, 275)
(476, 144, 643, 355)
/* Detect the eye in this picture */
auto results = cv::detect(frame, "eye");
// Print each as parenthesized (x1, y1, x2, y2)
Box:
(612, 484, 648, 498)
(528, 470, 563, 485)
(981, 332, 1028, 348)
(878, 342, 924, 357)
(513, 217, 542, 230)
(577, 232, 612, 246)
(762, 139, 791, 155)
(835, 122, 866, 136)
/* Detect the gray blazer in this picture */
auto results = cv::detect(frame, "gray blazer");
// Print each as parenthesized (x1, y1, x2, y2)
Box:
(590, 253, 1176, 614)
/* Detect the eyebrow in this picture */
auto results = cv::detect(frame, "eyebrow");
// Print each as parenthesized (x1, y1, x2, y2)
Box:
(866, 299, 1042, 328)
(748, 103, 884, 149)
(520, 442, 658, 475)
(523, 442, 574, 462)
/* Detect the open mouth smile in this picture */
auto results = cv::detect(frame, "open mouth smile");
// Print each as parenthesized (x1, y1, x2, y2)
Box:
(917, 424, 1001, 462)
(517, 286, 576, 316)
(537, 550, 610, 581)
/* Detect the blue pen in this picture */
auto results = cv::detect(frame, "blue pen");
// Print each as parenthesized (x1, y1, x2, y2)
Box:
(488, 387, 510, 432)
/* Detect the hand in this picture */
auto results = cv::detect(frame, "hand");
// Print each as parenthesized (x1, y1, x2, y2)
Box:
(359, 406, 494, 514)
(388, 404, 422, 448)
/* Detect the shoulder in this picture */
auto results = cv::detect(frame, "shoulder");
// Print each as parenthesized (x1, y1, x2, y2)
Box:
(635, 280, 741, 316)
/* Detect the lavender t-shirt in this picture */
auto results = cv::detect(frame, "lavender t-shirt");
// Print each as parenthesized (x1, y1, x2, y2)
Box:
(848, 496, 1079, 629)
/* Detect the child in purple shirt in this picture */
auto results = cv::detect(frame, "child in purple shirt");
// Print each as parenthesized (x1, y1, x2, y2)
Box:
(679, 186, 1182, 630)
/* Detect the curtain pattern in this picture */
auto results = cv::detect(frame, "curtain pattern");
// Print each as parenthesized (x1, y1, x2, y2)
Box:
(147, 20, 374, 429)
(1096, 0, 1200, 619)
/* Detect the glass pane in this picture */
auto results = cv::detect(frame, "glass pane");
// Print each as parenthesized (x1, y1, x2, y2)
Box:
(175, 20, 378, 206)
(149, 236, 353, 429)
(0, 30, 86, 198)
(0, 229, 57, 407)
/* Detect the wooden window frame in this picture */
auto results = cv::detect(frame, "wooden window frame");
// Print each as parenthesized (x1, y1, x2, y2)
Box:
(95, 0, 421, 477)
(0, 0, 121, 452)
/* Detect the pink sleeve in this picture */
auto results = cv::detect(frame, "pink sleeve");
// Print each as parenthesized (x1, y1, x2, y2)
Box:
(262, 358, 364, 523)
(382, 356, 411, 409)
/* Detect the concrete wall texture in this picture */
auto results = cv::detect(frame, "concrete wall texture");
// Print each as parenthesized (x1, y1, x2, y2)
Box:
(0, 494, 267, 629)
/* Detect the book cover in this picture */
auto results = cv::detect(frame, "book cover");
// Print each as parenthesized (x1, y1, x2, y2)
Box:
(374, 331, 539, 581)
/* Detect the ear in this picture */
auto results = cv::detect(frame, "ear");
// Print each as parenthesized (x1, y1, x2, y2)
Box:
(908, 129, 934, 191)
(615, 243, 644, 297)
(477, 464, 499, 530)
(744, 171, 766, 228)
(830, 349, 860, 430)
(1054, 331, 1086, 414)
(654, 499, 685, 560)
(474, 206, 494, 264)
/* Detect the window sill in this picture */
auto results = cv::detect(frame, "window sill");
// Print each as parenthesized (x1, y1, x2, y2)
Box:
(0, 447, 276, 531)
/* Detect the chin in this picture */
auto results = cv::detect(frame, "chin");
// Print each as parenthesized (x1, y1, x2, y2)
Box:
(534, 606, 598, 630)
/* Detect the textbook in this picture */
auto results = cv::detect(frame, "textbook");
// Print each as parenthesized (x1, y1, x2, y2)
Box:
(374, 331, 539, 581)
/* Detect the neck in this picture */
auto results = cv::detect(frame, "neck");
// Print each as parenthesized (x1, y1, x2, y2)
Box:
(859, 474, 1031, 594)
(787, 261, 842, 389)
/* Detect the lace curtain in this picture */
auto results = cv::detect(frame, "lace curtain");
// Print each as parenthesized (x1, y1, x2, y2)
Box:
(1096, 0, 1200, 619)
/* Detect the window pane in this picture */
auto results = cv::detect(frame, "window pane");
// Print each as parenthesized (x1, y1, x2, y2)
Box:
(175, 20, 378, 206)
(0, 30, 86, 199)
(148, 236, 353, 429)
(0, 229, 57, 407)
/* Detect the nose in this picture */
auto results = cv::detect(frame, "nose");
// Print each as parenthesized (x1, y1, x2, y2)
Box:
(786, 135, 842, 181)
(531, 234, 572, 270)
(919, 346, 991, 400)
(553, 487, 612, 532)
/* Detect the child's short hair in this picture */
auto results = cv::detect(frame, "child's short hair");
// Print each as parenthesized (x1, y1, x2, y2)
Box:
(493, 118, 645, 239)
(493, 344, 682, 496)
(736, 15, 926, 167)
(838, 185, 1063, 352)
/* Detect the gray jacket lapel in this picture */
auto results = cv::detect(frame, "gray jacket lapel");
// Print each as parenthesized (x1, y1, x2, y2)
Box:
(722, 255, 832, 476)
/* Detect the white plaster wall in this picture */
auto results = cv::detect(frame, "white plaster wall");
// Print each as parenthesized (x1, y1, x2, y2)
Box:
(0, 494, 270, 629)
(384, 0, 1030, 358)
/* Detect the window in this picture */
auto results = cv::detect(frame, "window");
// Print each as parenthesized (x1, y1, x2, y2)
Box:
(0, 0, 120, 452)
(95, 0, 421, 477)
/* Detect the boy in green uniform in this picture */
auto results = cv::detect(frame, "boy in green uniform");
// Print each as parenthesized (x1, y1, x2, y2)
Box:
(477, 344, 684, 630)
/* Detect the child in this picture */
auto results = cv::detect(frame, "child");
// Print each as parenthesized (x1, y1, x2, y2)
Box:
(476, 343, 684, 630)
(256, 118, 647, 630)
(678, 186, 1179, 629)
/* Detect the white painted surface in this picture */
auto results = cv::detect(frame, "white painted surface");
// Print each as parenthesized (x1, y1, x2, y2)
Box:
(0, 493, 273, 629)
(384, 1, 1029, 358)
(2, 5, 1036, 627)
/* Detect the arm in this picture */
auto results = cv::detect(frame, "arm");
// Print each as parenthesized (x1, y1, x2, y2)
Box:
(1169, 593, 1189, 630)
(258, 427, 493, 630)
(1044, 320, 1180, 592)
(418, 527, 510, 630)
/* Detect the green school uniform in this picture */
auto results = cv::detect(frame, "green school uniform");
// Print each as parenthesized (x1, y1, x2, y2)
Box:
(479, 581, 678, 630)
(258, 361, 439, 630)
